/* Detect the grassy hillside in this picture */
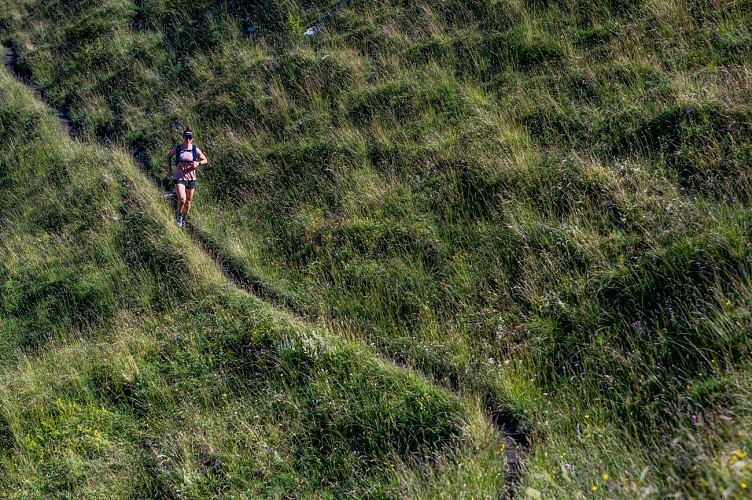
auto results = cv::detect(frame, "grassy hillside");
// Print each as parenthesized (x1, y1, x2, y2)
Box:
(2, 0, 752, 496)
(0, 69, 507, 497)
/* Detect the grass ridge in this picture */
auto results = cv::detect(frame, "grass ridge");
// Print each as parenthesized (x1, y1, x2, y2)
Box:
(2, 0, 752, 496)
(0, 63, 509, 497)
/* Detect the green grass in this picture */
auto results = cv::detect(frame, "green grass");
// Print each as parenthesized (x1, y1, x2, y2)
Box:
(2, 0, 752, 496)
(0, 69, 506, 497)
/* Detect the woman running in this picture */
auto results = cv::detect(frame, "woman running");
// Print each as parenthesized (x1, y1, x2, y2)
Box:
(166, 128, 208, 229)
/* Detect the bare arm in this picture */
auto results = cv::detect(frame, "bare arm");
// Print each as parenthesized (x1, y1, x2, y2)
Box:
(166, 145, 177, 176)
(193, 151, 208, 169)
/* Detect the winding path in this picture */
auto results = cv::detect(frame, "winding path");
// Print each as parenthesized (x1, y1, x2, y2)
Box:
(3, 44, 529, 497)
(3, 46, 73, 135)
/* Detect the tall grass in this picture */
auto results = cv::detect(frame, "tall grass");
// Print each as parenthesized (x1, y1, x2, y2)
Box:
(2, 0, 752, 495)
(0, 68, 506, 496)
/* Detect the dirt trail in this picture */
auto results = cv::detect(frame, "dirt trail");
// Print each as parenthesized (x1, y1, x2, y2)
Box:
(3, 45, 72, 135)
(3, 45, 530, 497)
(131, 144, 307, 316)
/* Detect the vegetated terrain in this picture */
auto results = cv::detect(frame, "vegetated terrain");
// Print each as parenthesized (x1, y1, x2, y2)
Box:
(0, 70, 508, 496)
(1, 0, 751, 497)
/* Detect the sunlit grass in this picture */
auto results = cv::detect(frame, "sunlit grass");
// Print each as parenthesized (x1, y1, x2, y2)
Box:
(2, 0, 752, 496)
(0, 68, 505, 496)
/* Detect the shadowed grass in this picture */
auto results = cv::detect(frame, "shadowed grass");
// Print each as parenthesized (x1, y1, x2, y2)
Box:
(0, 67, 506, 497)
(2, 0, 752, 496)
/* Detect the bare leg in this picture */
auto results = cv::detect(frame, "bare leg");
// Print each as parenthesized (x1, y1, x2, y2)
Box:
(175, 183, 187, 214)
(182, 188, 195, 217)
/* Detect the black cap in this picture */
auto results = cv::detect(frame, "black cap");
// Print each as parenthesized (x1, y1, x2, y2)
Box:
(183, 130, 193, 138)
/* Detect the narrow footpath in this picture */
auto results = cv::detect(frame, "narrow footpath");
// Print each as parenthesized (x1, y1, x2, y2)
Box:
(3, 44, 530, 498)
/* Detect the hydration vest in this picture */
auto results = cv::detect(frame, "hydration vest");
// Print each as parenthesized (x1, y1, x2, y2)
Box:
(175, 144, 197, 169)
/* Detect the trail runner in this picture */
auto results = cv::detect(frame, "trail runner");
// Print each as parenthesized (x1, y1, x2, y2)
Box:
(167, 128, 208, 229)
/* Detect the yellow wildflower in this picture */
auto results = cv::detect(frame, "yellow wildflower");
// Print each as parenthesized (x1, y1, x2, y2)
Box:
(592, 485, 598, 491)
(603, 474, 609, 480)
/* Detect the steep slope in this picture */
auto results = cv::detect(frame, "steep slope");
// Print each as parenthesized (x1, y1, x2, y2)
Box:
(0, 67, 508, 497)
(2, 0, 752, 496)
